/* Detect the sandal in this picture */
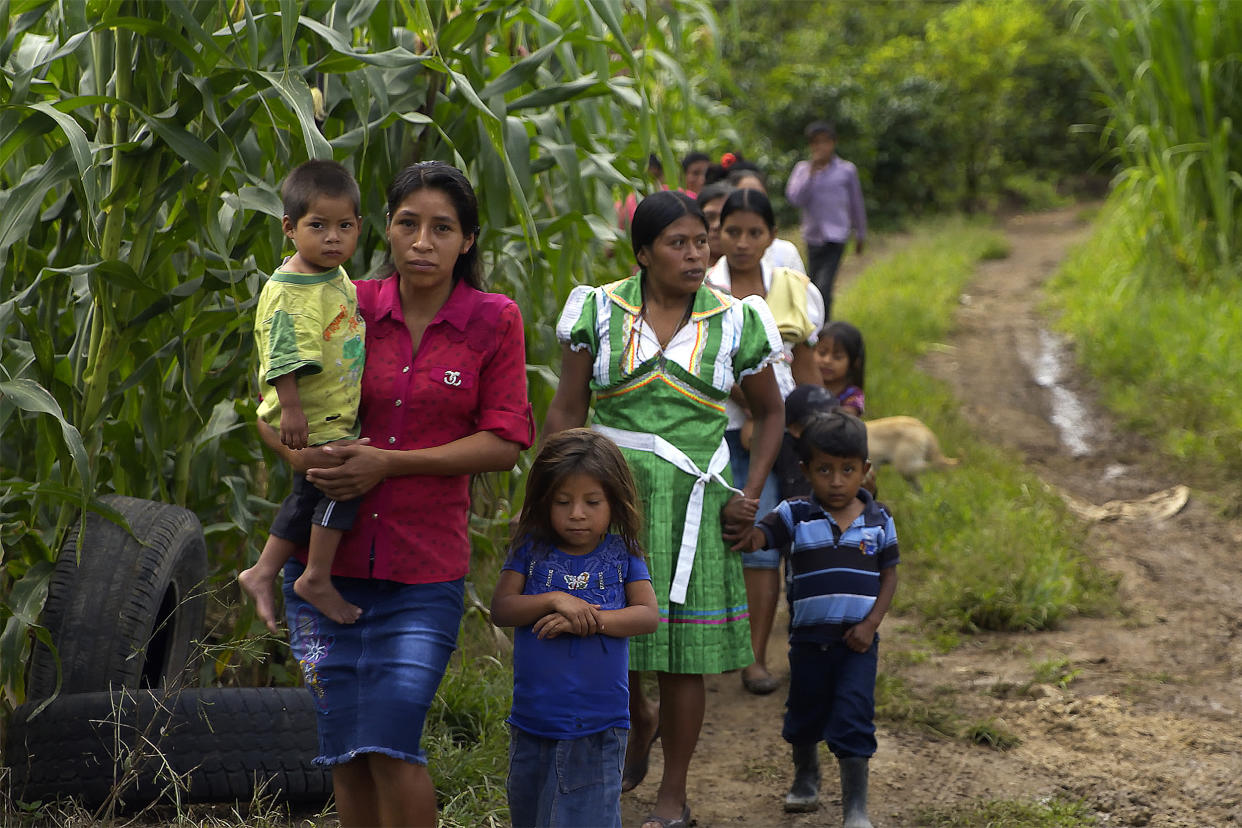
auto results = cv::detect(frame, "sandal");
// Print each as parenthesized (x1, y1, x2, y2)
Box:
(642, 804, 692, 828)
(741, 668, 780, 696)
(621, 724, 660, 792)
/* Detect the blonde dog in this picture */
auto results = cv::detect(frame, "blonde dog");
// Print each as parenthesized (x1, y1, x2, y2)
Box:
(865, 416, 957, 489)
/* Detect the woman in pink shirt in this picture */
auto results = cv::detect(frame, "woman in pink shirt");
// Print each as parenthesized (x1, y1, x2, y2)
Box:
(258, 161, 533, 827)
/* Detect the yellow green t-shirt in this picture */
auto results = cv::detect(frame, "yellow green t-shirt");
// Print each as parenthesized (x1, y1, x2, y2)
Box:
(254, 266, 364, 445)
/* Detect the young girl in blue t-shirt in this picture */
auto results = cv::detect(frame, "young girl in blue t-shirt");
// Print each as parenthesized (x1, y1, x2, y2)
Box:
(491, 428, 659, 828)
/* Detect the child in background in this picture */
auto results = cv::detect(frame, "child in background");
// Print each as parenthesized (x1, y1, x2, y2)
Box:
(816, 320, 866, 416)
(680, 151, 711, 196)
(708, 186, 825, 697)
(738, 411, 898, 827)
(492, 429, 660, 828)
(777, 384, 878, 501)
(696, 180, 736, 268)
(238, 159, 366, 631)
(727, 167, 809, 280)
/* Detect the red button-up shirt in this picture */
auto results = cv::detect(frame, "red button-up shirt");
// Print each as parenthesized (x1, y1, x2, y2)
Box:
(320, 275, 534, 584)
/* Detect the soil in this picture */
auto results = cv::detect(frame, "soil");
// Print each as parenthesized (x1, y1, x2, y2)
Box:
(621, 206, 1242, 828)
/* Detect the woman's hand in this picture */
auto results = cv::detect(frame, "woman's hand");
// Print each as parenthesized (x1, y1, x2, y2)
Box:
(305, 442, 389, 500)
(721, 493, 759, 528)
(256, 420, 365, 474)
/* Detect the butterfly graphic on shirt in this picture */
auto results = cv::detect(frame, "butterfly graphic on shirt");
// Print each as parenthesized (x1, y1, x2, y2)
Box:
(563, 572, 590, 590)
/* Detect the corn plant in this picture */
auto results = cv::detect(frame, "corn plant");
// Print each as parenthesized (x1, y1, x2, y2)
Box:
(1081, 0, 1242, 282)
(0, 0, 730, 706)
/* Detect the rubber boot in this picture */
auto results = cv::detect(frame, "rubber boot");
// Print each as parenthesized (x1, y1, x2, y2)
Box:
(783, 742, 820, 813)
(839, 756, 873, 828)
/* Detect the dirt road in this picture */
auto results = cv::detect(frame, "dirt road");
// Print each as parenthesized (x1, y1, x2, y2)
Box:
(622, 207, 1242, 827)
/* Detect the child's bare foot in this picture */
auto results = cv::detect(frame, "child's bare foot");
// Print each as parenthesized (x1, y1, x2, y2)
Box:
(294, 573, 362, 625)
(238, 566, 281, 634)
(622, 700, 660, 792)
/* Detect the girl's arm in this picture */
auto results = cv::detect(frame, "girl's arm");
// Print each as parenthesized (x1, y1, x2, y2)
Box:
(596, 578, 659, 638)
(790, 342, 821, 386)
(491, 570, 602, 634)
(305, 431, 521, 502)
(542, 345, 594, 440)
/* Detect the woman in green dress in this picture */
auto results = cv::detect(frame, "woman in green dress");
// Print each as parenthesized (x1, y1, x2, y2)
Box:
(544, 190, 785, 828)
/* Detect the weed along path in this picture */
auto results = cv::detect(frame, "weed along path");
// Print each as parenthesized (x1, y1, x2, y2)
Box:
(622, 206, 1242, 828)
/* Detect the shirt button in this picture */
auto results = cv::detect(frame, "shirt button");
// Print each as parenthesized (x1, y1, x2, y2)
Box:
(388, 436, 396, 444)
(402, 365, 410, 373)
(371, 513, 379, 519)
(395, 399, 402, 407)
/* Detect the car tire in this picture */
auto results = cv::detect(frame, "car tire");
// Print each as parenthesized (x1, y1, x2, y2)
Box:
(4, 687, 331, 810)
(27, 495, 208, 698)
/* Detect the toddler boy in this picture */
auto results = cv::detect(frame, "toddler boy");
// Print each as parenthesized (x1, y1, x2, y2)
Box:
(238, 159, 366, 631)
(739, 410, 898, 827)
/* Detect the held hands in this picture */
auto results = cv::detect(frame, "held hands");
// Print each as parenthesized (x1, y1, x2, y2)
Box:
(533, 593, 603, 639)
(721, 494, 760, 551)
(279, 406, 309, 451)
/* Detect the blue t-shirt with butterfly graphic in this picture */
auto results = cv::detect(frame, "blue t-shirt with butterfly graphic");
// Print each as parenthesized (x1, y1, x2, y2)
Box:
(503, 533, 651, 740)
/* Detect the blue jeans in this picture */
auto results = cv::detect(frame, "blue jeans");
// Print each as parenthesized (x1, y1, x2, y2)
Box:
(725, 429, 781, 570)
(782, 636, 878, 758)
(507, 726, 626, 828)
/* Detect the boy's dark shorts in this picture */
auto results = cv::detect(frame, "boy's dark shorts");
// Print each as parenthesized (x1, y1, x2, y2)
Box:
(270, 474, 361, 543)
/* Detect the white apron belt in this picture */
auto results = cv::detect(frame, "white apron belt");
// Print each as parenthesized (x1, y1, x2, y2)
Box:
(592, 424, 741, 605)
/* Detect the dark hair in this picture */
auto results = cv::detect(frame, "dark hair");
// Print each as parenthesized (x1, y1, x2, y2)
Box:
(647, 153, 664, 175)
(719, 187, 776, 232)
(384, 161, 482, 289)
(727, 167, 767, 191)
(510, 429, 644, 560)
(805, 120, 837, 141)
(695, 181, 735, 208)
(630, 190, 707, 262)
(785, 383, 839, 427)
(681, 151, 710, 171)
(818, 320, 866, 390)
(797, 410, 868, 463)
(281, 160, 361, 224)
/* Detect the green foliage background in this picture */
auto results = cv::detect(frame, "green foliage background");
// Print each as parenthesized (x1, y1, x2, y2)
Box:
(1048, 0, 1242, 485)
(715, 0, 1104, 223)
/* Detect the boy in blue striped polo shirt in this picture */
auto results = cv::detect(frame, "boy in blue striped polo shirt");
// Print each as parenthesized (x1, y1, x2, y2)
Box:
(739, 410, 898, 827)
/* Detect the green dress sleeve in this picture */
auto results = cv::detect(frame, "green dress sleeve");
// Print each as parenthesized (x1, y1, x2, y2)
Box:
(733, 295, 783, 381)
(555, 284, 600, 356)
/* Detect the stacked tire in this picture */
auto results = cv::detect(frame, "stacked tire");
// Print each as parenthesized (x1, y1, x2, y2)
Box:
(3, 496, 332, 812)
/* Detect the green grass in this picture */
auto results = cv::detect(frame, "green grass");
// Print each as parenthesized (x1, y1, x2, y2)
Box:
(834, 217, 1114, 634)
(1047, 199, 1242, 488)
(916, 797, 1098, 827)
(427, 627, 514, 827)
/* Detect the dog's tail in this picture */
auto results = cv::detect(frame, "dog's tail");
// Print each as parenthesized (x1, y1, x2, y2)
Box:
(930, 440, 958, 469)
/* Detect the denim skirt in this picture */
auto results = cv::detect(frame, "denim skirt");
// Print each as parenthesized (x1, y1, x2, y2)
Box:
(282, 561, 464, 766)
